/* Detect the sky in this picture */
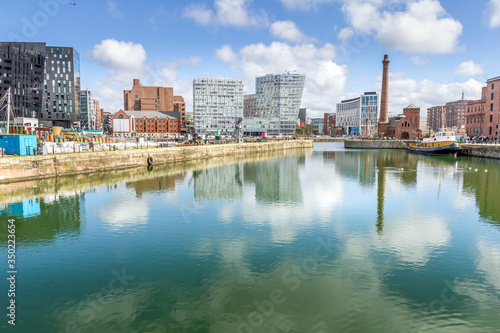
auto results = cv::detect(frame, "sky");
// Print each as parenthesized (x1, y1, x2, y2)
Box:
(1, 0, 499, 118)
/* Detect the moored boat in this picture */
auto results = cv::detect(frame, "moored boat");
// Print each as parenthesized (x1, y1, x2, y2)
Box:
(407, 131, 462, 156)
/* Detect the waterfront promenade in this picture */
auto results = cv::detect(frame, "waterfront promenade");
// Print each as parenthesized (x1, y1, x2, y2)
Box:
(0, 140, 313, 183)
(344, 139, 500, 159)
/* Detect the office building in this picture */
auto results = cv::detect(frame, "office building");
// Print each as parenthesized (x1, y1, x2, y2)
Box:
(0, 42, 45, 120)
(80, 89, 95, 130)
(0, 42, 81, 128)
(254, 73, 305, 135)
(43, 45, 81, 128)
(193, 77, 244, 136)
(336, 92, 379, 135)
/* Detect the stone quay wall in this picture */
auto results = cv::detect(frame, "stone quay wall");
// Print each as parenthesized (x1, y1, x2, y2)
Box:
(460, 144, 500, 159)
(0, 140, 313, 183)
(344, 140, 407, 149)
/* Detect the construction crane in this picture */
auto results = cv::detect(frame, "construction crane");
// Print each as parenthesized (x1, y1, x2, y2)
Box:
(234, 118, 243, 143)
(0, 88, 13, 134)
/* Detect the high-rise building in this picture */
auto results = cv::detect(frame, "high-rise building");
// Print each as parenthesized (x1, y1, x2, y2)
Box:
(0, 42, 45, 119)
(254, 73, 305, 135)
(0, 42, 81, 128)
(43, 45, 81, 128)
(242, 73, 305, 136)
(193, 77, 244, 136)
(124, 79, 186, 131)
(80, 89, 95, 130)
(337, 92, 379, 135)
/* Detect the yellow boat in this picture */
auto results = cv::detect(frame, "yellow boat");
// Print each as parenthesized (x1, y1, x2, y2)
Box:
(407, 131, 462, 156)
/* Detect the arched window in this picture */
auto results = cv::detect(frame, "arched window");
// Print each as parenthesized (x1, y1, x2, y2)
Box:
(118, 114, 124, 119)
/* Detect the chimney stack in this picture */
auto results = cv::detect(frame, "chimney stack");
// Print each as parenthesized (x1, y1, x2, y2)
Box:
(379, 54, 390, 124)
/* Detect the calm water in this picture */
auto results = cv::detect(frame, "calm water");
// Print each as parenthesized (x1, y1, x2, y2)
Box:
(1, 142, 500, 333)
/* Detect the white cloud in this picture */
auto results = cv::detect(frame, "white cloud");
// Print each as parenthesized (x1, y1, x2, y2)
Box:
(280, 0, 333, 11)
(89, 39, 199, 116)
(455, 61, 484, 77)
(378, 73, 483, 115)
(410, 56, 429, 66)
(90, 39, 147, 72)
(183, 3, 213, 25)
(216, 41, 346, 116)
(338, 27, 355, 41)
(108, 1, 124, 18)
(342, 0, 463, 54)
(215, 44, 237, 63)
(183, 0, 269, 28)
(270, 20, 310, 43)
(485, 0, 500, 28)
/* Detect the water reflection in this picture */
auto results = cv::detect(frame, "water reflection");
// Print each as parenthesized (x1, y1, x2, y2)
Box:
(2, 143, 500, 332)
(0, 191, 84, 244)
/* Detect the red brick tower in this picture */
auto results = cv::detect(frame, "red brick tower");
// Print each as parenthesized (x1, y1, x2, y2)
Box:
(378, 55, 390, 136)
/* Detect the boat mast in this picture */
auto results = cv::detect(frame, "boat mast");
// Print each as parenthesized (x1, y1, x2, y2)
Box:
(6, 88, 11, 135)
(440, 106, 446, 132)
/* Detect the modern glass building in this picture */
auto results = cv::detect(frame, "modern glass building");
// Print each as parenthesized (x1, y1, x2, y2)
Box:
(0, 42, 81, 128)
(336, 92, 379, 135)
(44, 46, 81, 128)
(193, 78, 244, 136)
(242, 73, 305, 136)
(80, 89, 95, 130)
(0, 42, 45, 119)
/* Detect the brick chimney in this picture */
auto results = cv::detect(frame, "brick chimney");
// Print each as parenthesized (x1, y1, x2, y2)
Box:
(133, 79, 140, 86)
(379, 54, 390, 124)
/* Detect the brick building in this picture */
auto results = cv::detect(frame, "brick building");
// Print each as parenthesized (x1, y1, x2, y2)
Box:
(123, 79, 186, 132)
(466, 87, 486, 137)
(323, 113, 335, 135)
(485, 76, 500, 139)
(427, 100, 468, 133)
(385, 104, 421, 139)
(112, 110, 181, 137)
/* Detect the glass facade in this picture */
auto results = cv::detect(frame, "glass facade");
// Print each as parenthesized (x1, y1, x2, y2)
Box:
(0, 42, 45, 118)
(44, 46, 81, 127)
(337, 92, 379, 135)
(254, 73, 305, 135)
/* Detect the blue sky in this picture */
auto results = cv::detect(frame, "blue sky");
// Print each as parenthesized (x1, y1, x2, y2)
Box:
(1, 0, 499, 117)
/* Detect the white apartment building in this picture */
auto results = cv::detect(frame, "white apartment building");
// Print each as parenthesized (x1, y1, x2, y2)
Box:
(244, 72, 306, 135)
(193, 78, 244, 136)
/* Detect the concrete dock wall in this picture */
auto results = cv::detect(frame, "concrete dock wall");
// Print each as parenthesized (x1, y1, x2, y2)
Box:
(460, 144, 500, 159)
(344, 140, 407, 149)
(0, 140, 313, 183)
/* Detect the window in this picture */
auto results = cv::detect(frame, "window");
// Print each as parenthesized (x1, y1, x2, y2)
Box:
(492, 104, 494, 112)
(492, 93, 494, 100)
(491, 115, 493, 122)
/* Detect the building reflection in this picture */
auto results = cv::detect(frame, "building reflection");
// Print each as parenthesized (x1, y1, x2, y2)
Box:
(127, 172, 187, 198)
(193, 163, 245, 201)
(193, 156, 303, 204)
(244, 157, 303, 204)
(0, 191, 84, 244)
(461, 158, 500, 226)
